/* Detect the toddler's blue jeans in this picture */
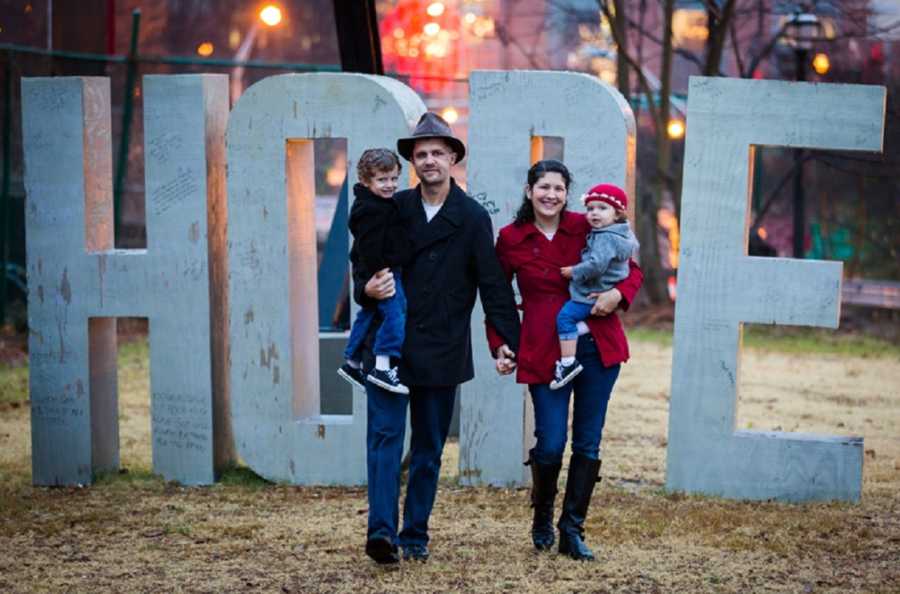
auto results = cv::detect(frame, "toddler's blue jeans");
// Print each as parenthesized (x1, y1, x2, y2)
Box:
(556, 299, 594, 341)
(343, 272, 406, 361)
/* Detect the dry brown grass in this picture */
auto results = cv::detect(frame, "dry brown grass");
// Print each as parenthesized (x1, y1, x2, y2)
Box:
(1, 336, 899, 593)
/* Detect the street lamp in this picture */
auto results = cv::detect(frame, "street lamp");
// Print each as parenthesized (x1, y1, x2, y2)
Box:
(259, 4, 283, 27)
(231, 4, 284, 102)
(785, 11, 821, 81)
(783, 9, 822, 258)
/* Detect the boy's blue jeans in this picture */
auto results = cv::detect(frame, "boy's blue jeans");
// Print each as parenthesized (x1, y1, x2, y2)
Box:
(344, 273, 406, 361)
(529, 334, 620, 465)
(556, 299, 595, 341)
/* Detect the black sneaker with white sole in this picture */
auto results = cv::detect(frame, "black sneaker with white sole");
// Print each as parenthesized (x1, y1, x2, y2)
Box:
(367, 367, 410, 395)
(337, 363, 366, 390)
(549, 359, 583, 390)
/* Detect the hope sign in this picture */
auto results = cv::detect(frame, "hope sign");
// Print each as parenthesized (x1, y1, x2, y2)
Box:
(22, 72, 884, 501)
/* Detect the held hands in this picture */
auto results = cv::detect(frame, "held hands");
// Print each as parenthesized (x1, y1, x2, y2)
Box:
(494, 344, 517, 375)
(560, 266, 573, 279)
(364, 268, 395, 300)
(589, 288, 623, 317)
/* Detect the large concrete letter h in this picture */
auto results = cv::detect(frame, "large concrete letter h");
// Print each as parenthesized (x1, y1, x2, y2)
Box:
(22, 75, 230, 486)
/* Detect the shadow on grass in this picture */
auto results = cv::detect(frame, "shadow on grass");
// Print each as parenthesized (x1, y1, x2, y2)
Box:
(93, 468, 167, 492)
(91, 465, 272, 491)
(217, 465, 271, 489)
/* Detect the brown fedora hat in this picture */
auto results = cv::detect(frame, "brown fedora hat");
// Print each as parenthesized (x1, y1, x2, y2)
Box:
(397, 112, 466, 163)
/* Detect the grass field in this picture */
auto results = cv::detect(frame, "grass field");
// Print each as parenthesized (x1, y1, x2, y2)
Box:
(1, 331, 899, 593)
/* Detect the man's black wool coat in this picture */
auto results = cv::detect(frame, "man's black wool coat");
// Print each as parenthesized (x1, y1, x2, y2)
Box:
(354, 179, 521, 387)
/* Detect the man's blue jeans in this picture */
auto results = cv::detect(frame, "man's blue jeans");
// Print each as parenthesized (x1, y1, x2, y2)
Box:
(529, 334, 620, 465)
(366, 382, 456, 547)
(344, 273, 406, 361)
(556, 299, 595, 341)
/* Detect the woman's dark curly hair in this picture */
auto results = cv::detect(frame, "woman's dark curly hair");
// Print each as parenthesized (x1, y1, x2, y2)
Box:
(513, 159, 573, 226)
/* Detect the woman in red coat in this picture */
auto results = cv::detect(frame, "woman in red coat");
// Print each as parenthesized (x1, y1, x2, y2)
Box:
(486, 160, 643, 561)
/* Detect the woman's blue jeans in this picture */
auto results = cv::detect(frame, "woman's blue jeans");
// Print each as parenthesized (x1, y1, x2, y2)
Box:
(529, 334, 620, 466)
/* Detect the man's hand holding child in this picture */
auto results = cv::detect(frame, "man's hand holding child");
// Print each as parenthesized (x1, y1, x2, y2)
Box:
(365, 268, 396, 300)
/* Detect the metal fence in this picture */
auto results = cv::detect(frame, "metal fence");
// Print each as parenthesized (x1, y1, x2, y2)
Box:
(0, 9, 344, 327)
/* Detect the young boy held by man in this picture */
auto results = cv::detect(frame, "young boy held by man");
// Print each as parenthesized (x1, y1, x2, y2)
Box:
(337, 148, 412, 394)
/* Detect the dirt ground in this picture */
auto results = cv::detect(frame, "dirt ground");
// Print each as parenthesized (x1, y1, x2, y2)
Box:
(1, 333, 899, 593)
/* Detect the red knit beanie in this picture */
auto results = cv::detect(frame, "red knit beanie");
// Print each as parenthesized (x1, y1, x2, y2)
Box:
(581, 183, 628, 211)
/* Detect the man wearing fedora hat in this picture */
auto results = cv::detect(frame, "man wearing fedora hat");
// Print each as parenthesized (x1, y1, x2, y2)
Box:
(354, 112, 521, 564)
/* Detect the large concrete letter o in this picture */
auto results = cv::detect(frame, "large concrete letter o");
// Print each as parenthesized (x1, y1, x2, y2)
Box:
(227, 73, 425, 484)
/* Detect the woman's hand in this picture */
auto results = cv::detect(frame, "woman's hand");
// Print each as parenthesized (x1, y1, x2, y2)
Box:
(560, 266, 573, 279)
(494, 344, 517, 375)
(590, 288, 622, 317)
(364, 268, 395, 300)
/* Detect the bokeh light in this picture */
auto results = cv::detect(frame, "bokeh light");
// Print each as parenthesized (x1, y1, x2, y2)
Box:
(667, 119, 685, 140)
(259, 4, 283, 27)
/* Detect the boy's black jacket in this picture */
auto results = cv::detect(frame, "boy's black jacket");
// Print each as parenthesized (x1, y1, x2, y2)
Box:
(348, 183, 412, 280)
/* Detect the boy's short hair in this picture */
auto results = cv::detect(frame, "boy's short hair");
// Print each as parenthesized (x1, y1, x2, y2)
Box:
(357, 148, 401, 183)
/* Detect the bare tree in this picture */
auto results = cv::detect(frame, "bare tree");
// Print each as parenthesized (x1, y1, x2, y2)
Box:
(597, 0, 680, 303)
(497, 0, 898, 294)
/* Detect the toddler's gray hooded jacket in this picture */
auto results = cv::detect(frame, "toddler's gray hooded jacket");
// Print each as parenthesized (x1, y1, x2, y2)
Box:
(569, 221, 639, 304)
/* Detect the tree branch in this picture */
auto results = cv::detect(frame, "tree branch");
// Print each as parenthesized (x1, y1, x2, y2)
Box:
(596, 0, 662, 135)
(704, 0, 736, 76)
(729, 16, 746, 76)
(744, 21, 788, 78)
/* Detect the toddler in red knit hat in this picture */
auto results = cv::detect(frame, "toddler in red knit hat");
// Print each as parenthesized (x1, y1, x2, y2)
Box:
(551, 183, 639, 389)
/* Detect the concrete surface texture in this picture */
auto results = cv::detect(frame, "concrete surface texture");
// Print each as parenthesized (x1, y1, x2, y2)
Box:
(22, 72, 887, 493)
(21, 74, 230, 486)
(667, 76, 886, 502)
(463, 70, 636, 486)
(225, 73, 425, 485)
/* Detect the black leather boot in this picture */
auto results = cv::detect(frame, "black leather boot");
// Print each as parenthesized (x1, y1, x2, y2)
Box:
(557, 454, 602, 561)
(526, 449, 562, 551)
